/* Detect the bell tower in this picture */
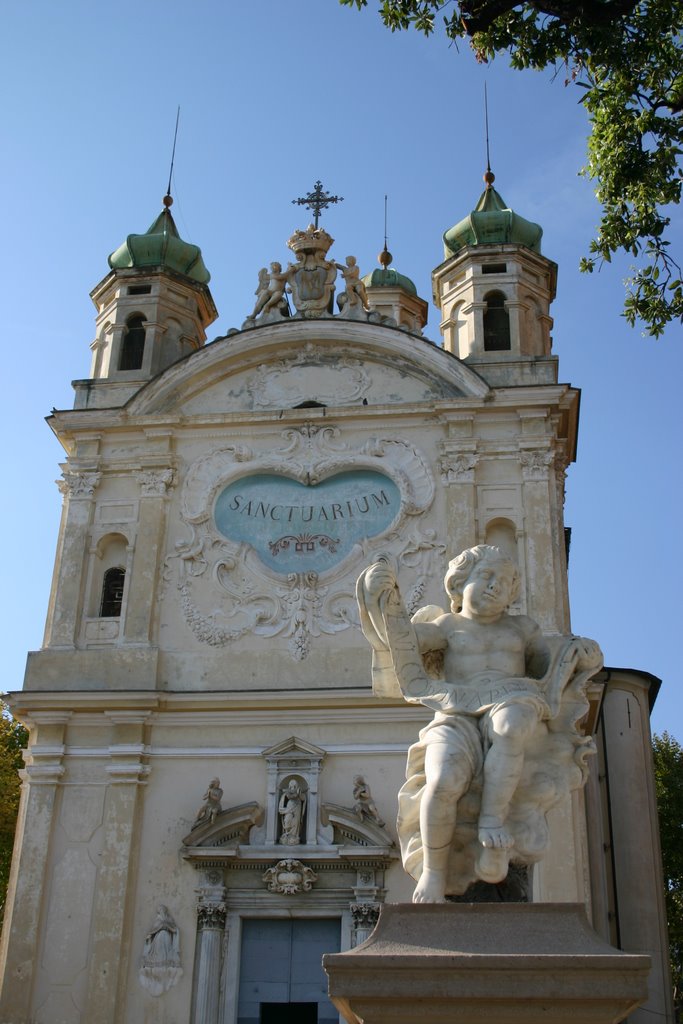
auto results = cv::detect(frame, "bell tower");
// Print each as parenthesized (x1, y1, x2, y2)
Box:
(432, 171, 557, 386)
(80, 195, 217, 409)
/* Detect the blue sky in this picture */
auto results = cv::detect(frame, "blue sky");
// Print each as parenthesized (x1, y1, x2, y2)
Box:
(1, 1, 681, 737)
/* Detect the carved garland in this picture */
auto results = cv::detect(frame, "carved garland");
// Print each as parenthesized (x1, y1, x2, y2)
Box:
(166, 424, 442, 659)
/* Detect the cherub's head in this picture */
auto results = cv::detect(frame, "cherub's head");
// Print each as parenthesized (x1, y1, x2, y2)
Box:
(346, 255, 356, 267)
(444, 545, 520, 614)
(271, 261, 282, 273)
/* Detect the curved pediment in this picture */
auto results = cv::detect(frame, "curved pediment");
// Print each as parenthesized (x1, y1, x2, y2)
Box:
(126, 320, 489, 417)
(182, 801, 263, 849)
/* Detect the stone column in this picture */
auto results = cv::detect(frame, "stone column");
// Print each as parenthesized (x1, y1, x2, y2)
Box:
(83, 712, 151, 1024)
(191, 884, 228, 1024)
(124, 467, 174, 643)
(0, 712, 68, 1024)
(45, 469, 101, 647)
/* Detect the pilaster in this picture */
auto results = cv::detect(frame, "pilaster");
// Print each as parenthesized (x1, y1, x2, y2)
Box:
(124, 465, 175, 643)
(0, 713, 69, 1024)
(46, 468, 101, 647)
(82, 712, 151, 1024)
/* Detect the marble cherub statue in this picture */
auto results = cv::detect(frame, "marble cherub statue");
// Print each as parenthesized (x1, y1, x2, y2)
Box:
(192, 777, 223, 828)
(249, 261, 289, 319)
(335, 255, 369, 310)
(356, 545, 602, 902)
(353, 775, 385, 827)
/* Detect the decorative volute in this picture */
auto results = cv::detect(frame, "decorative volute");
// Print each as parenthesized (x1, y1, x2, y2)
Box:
(85, 195, 218, 395)
(432, 171, 557, 380)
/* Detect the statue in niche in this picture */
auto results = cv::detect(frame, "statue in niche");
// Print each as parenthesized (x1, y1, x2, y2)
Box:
(336, 255, 369, 312)
(279, 778, 306, 845)
(353, 775, 385, 827)
(138, 905, 182, 996)
(356, 545, 602, 902)
(192, 778, 223, 828)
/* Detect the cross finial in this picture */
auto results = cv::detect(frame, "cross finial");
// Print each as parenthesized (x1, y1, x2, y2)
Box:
(292, 180, 344, 228)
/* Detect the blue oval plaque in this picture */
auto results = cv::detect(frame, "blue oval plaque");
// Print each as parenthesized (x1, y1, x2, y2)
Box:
(214, 471, 400, 574)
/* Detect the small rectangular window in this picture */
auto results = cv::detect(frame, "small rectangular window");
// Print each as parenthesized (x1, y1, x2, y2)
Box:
(128, 285, 152, 295)
(482, 263, 507, 274)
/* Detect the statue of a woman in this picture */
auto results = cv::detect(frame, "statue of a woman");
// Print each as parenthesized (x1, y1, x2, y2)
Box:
(138, 905, 182, 996)
(278, 779, 306, 845)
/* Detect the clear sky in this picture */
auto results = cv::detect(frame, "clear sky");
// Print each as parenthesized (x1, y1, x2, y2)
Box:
(1, 0, 681, 738)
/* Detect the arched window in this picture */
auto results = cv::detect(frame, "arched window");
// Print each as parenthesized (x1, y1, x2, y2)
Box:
(483, 291, 511, 351)
(119, 315, 146, 370)
(100, 566, 125, 617)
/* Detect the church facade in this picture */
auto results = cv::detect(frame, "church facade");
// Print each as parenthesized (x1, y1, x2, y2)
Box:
(0, 181, 672, 1024)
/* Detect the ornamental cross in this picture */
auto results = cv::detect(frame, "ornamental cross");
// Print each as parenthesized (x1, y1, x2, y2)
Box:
(291, 180, 343, 228)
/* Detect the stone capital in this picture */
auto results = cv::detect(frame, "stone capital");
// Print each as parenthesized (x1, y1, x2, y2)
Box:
(57, 470, 102, 498)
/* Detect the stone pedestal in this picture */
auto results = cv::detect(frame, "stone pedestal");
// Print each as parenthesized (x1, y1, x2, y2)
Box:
(323, 903, 650, 1024)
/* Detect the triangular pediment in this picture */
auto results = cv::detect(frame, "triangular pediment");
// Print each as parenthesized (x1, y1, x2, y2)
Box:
(262, 736, 326, 759)
(125, 320, 489, 417)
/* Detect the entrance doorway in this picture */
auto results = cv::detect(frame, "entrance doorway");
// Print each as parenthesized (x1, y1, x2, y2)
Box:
(237, 918, 340, 1024)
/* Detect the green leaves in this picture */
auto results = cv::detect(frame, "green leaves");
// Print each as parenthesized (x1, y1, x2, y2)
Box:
(0, 703, 28, 929)
(653, 732, 683, 1010)
(340, 0, 683, 336)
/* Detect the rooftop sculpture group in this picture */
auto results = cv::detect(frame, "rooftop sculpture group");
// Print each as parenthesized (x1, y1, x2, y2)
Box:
(244, 223, 375, 326)
(357, 545, 603, 901)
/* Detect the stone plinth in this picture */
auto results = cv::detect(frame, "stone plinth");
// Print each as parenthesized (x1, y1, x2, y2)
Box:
(323, 903, 650, 1024)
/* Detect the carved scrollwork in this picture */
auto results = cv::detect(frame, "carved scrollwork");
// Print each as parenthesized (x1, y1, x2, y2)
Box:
(248, 347, 371, 408)
(165, 426, 439, 658)
(263, 859, 318, 895)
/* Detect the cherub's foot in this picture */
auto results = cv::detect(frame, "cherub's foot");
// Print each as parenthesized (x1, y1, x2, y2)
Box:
(413, 870, 447, 904)
(476, 846, 509, 884)
(478, 822, 514, 850)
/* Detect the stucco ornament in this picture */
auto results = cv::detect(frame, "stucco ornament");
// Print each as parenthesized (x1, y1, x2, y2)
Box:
(138, 905, 183, 996)
(166, 425, 440, 659)
(263, 859, 318, 895)
(356, 544, 603, 902)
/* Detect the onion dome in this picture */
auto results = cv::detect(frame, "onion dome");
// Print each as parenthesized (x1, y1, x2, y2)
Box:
(362, 244, 418, 296)
(108, 196, 211, 284)
(443, 171, 542, 258)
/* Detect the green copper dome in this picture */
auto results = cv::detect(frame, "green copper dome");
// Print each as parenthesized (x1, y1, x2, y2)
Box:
(443, 182, 543, 258)
(362, 266, 417, 296)
(108, 204, 211, 284)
